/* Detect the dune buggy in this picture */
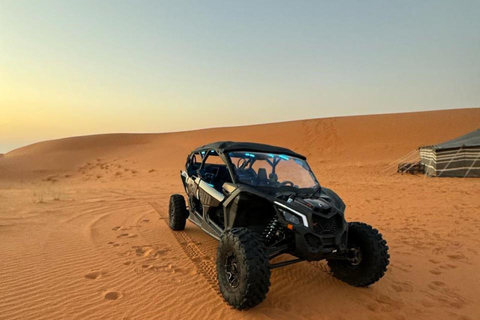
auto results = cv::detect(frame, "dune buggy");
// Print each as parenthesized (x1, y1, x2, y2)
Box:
(167, 141, 389, 309)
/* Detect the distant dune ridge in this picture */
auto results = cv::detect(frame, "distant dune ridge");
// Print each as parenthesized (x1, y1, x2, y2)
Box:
(0, 108, 479, 320)
(2, 108, 479, 180)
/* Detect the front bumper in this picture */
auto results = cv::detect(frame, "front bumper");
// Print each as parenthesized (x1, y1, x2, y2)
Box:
(291, 224, 348, 260)
(275, 206, 348, 261)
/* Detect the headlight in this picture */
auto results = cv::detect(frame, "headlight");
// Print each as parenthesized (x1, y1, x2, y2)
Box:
(280, 209, 301, 225)
(274, 201, 309, 227)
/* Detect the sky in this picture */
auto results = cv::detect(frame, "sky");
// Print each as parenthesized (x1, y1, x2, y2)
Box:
(1, 1, 479, 153)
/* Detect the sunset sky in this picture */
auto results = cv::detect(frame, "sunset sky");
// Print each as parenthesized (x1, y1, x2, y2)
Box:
(1, 1, 479, 153)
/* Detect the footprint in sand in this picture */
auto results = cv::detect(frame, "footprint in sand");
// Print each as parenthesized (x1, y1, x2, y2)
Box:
(431, 280, 446, 287)
(447, 254, 465, 260)
(366, 294, 404, 313)
(429, 269, 442, 275)
(117, 233, 137, 239)
(133, 245, 170, 258)
(391, 284, 404, 293)
(375, 294, 404, 312)
(134, 246, 152, 257)
(118, 250, 134, 257)
(137, 263, 186, 275)
(104, 291, 121, 300)
(84, 271, 105, 280)
(166, 264, 186, 274)
(394, 281, 414, 293)
(179, 240, 202, 247)
(112, 226, 121, 231)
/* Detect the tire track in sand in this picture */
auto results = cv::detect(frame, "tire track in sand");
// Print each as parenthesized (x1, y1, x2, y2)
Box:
(149, 201, 219, 293)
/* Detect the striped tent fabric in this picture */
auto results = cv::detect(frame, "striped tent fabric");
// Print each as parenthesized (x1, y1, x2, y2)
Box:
(419, 129, 480, 177)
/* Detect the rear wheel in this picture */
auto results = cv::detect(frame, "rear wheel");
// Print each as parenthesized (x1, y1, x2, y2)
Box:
(327, 222, 389, 287)
(217, 228, 271, 309)
(168, 194, 188, 231)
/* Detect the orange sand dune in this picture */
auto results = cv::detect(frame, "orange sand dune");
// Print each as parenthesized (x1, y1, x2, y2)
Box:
(0, 108, 479, 320)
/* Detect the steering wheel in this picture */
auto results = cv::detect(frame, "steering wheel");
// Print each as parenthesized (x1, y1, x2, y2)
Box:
(237, 157, 247, 169)
(204, 172, 215, 181)
(279, 180, 295, 187)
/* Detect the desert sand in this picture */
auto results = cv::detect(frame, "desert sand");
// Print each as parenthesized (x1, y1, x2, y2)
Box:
(1, 108, 479, 320)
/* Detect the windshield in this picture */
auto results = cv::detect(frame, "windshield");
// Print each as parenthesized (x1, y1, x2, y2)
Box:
(228, 151, 319, 191)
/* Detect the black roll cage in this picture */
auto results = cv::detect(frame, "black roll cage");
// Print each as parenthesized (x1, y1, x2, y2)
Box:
(187, 148, 320, 189)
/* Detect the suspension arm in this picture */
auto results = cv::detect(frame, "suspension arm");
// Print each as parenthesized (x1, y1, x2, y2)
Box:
(270, 258, 304, 269)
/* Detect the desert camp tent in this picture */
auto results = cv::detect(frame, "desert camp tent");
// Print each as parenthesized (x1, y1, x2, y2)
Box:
(419, 129, 480, 177)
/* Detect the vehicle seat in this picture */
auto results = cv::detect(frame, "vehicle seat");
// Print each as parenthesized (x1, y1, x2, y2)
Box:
(257, 168, 268, 181)
(213, 165, 232, 191)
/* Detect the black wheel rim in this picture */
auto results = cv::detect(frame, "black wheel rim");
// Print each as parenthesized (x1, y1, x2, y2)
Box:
(224, 251, 240, 289)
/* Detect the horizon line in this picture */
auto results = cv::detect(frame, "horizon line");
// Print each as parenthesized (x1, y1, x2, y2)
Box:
(3, 107, 479, 155)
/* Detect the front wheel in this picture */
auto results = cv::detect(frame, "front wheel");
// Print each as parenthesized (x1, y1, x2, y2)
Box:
(327, 222, 389, 287)
(217, 228, 271, 309)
